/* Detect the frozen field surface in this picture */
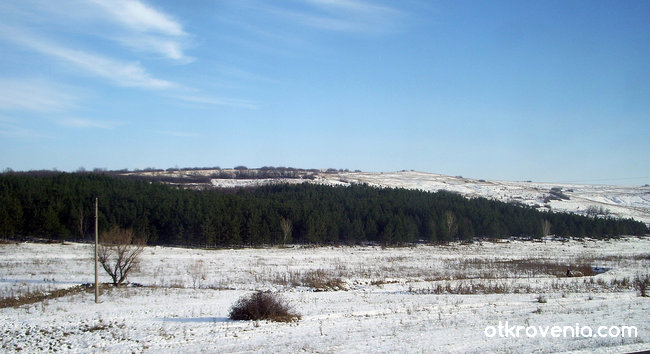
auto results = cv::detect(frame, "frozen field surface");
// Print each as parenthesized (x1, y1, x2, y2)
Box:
(1, 238, 649, 353)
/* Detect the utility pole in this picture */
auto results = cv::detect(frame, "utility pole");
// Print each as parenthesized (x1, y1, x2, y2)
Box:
(95, 197, 99, 304)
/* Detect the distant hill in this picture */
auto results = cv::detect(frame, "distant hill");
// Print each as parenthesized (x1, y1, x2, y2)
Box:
(1, 171, 647, 245)
(121, 168, 650, 225)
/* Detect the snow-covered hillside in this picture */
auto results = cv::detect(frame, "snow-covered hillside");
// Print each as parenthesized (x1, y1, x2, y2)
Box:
(316, 171, 650, 225)
(127, 169, 650, 225)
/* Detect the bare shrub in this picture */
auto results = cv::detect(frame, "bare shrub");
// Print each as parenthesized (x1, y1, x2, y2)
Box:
(187, 260, 207, 289)
(98, 227, 145, 287)
(635, 274, 650, 297)
(229, 291, 300, 322)
(536, 294, 547, 303)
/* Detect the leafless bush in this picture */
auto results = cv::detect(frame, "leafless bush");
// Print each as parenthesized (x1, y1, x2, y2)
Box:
(98, 227, 145, 287)
(229, 291, 300, 322)
(187, 260, 207, 289)
(635, 274, 650, 297)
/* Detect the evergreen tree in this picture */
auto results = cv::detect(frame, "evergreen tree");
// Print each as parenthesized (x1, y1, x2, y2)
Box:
(0, 172, 646, 245)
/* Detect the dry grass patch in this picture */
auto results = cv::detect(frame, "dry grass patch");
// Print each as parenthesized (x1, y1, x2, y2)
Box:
(0, 283, 109, 308)
(275, 269, 347, 291)
(299, 269, 346, 291)
(408, 276, 637, 296)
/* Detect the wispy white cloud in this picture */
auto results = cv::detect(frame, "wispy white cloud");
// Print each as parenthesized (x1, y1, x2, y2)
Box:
(88, 0, 192, 61)
(0, 78, 77, 112)
(258, 0, 404, 34)
(57, 117, 122, 129)
(38, 44, 175, 89)
(0, 2, 260, 113)
(305, 0, 397, 14)
(0, 26, 174, 89)
(1, 0, 191, 61)
(118, 35, 189, 62)
(175, 94, 259, 110)
(89, 0, 184, 36)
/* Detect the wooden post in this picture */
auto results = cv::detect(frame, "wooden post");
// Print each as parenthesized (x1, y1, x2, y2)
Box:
(95, 197, 99, 303)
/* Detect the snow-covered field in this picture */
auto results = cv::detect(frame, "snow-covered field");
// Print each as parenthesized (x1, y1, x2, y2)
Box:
(2, 238, 649, 352)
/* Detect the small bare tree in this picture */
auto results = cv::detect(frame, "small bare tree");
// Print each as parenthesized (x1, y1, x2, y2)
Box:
(98, 227, 145, 287)
(443, 211, 458, 240)
(635, 274, 649, 297)
(187, 259, 207, 289)
(280, 218, 292, 245)
(541, 219, 552, 236)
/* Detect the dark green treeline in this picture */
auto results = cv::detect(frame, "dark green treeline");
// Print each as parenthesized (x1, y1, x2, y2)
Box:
(0, 172, 646, 245)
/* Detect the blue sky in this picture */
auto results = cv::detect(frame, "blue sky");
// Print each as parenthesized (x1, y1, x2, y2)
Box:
(0, 0, 648, 184)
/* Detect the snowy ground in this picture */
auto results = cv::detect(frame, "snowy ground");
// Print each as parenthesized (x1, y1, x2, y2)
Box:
(1, 238, 649, 352)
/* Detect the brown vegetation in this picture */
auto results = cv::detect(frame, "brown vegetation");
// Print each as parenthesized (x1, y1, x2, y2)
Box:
(98, 227, 145, 287)
(229, 291, 300, 322)
(0, 283, 109, 309)
(636, 274, 650, 297)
